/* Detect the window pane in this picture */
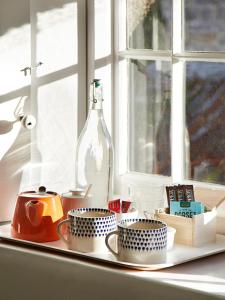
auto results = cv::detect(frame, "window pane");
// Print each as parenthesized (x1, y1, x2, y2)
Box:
(36, 0, 77, 77)
(36, 75, 78, 192)
(95, 0, 111, 59)
(127, 0, 172, 50)
(185, 0, 225, 51)
(129, 59, 171, 175)
(0, 0, 31, 94)
(186, 62, 225, 185)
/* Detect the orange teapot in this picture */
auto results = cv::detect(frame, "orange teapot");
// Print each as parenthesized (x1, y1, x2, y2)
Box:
(11, 186, 63, 242)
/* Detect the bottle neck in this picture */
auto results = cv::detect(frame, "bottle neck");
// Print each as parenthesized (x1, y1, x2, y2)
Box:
(89, 100, 103, 110)
(86, 101, 105, 125)
(89, 79, 104, 110)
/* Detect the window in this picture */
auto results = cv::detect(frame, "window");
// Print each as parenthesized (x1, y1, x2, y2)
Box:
(114, 0, 225, 212)
(1, 0, 225, 221)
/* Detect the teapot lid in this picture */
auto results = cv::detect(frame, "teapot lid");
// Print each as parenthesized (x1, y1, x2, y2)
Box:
(20, 186, 58, 198)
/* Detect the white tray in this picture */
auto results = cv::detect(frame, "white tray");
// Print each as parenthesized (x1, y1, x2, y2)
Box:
(1, 224, 225, 271)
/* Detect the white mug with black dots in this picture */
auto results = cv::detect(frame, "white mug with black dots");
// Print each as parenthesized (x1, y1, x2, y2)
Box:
(105, 218, 167, 264)
(57, 208, 117, 253)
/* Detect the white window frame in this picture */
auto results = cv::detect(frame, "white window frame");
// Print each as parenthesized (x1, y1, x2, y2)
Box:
(112, 0, 225, 199)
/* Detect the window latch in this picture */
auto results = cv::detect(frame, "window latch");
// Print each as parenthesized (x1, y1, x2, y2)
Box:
(20, 62, 43, 76)
(20, 66, 31, 76)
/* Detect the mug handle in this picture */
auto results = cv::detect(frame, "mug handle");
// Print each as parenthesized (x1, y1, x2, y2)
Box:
(105, 230, 119, 257)
(57, 219, 71, 244)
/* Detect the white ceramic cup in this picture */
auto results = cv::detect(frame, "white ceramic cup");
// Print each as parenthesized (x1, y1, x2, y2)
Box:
(57, 208, 116, 253)
(167, 227, 176, 250)
(105, 218, 167, 264)
(115, 208, 138, 223)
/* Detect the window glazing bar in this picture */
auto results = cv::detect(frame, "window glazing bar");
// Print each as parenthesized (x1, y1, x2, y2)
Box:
(174, 52, 225, 62)
(171, 0, 186, 182)
(118, 50, 172, 61)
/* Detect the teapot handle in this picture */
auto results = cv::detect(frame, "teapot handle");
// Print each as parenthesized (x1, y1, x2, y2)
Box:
(25, 200, 45, 226)
(57, 219, 71, 244)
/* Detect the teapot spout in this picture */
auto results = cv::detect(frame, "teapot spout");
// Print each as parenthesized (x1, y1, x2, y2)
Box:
(25, 200, 45, 226)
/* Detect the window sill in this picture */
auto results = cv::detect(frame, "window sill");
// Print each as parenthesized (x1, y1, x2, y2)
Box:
(0, 241, 224, 299)
(115, 172, 225, 216)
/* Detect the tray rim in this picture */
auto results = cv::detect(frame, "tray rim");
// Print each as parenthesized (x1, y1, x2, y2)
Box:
(1, 224, 225, 271)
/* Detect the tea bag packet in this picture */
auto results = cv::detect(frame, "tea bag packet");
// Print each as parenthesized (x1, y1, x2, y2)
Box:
(166, 186, 177, 203)
(166, 184, 204, 218)
(184, 185, 195, 202)
(120, 200, 129, 213)
(108, 198, 121, 213)
(170, 201, 205, 218)
(177, 185, 185, 202)
(108, 198, 136, 213)
(108, 197, 138, 223)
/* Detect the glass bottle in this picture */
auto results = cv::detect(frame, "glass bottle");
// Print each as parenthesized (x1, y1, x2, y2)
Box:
(75, 79, 114, 208)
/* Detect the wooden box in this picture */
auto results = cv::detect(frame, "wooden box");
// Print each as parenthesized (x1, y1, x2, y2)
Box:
(155, 187, 225, 247)
(155, 207, 217, 247)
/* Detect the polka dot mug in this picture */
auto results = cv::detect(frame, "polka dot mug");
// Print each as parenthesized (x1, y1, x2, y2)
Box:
(105, 218, 167, 264)
(57, 208, 116, 253)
